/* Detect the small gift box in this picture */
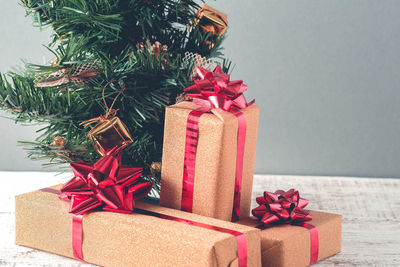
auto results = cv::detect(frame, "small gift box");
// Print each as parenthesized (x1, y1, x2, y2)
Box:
(238, 190, 342, 267)
(239, 211, 342, 267)
(160, 66, 259, 222)
(85, 116, 133, 156)
(194, 4, 228, 38)
(15, 184, 262, 267)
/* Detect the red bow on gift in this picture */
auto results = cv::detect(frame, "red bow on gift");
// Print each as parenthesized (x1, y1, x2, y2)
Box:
(184, 65, 253, 111)
(60, 147, 153, 215)
(252, 189, 312, 226)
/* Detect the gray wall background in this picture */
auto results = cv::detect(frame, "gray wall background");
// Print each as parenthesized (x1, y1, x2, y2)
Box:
(1, 1, 400, 178)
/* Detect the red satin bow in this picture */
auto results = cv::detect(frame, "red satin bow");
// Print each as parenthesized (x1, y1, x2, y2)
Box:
(60, 147, 153, 215)
(252, 189, 312, 226)
(184, 65, 252, 111)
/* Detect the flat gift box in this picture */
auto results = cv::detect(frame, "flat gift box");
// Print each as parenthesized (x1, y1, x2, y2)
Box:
(15, 185, 262, 267)
(238, 211, 342, 267)
(160, 101, 259, 221)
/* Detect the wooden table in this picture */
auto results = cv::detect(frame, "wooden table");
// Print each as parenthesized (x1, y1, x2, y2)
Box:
(1, 172, 399, 266)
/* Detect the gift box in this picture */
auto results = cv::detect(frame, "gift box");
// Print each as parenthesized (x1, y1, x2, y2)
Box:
(160, 101, 259, 221)
(15, 184, 262, 267)
(194, 4, 228, 38)
(238, 211, 342, 267)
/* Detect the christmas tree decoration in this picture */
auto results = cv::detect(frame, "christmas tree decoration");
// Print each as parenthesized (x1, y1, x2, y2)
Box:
(160, 66, 259, 222)
(239, 190, 342, 267)
(138, 41, 168, 58)
(192, 4, 228, 48)
(81, 84, 133, 157)
(50, 136, 65, 147)
(136, 40, 172, 70)
(181, 51, 218, 78)
(83, 115, 133, 157)
(35, 61, 100, 88)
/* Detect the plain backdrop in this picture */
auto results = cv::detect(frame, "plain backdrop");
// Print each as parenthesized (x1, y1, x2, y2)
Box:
(0, 1, 400, 178)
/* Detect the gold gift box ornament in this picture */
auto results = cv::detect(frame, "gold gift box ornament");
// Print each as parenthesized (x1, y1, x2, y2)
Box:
(192, 4, 228, 47)
(86, 115, 133, 156)
(81, 84, 133, 156)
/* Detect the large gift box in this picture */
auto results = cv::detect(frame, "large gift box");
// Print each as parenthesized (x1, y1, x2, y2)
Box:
(15, 185, 262, 267)
(239, 211, 342, 267)
(160, 101, 259, 221)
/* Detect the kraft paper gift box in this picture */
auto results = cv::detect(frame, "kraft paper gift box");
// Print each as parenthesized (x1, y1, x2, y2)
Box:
(238, 211, 342, 267)
(15, 184, 262, 267)
(160, 101, 259, 221)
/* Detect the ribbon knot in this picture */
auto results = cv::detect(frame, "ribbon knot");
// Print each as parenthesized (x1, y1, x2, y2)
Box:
(60, 147, 153, 215)
(184, 65, 253, 111)
(252, 189, 312, 226)
(80, 108, 119, 128)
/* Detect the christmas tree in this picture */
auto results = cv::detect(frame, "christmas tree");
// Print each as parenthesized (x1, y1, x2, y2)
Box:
(0, 0, 230, 192)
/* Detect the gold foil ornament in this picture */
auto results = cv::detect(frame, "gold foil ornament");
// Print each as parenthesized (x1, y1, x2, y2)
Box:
(85, 116, 133, 156)
(192, 4, 228, 47)
(80, 82, 133, 156)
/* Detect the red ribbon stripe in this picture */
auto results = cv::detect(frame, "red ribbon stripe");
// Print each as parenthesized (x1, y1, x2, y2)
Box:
(181, 107, 211, 212)
(231, 109, 247, 222)
(72, 215, 84, 261)
(297, 222, 319, 265)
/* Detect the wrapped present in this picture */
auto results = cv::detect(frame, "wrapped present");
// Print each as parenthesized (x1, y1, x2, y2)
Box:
(15, 184, 262, 267)
(160, 66, 259, 222)
(238, 190, 342, 267)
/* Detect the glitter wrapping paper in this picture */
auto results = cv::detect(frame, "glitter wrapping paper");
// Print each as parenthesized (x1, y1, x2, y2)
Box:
(238, 211, 342, 267)
(159, 101, 259, 221)
(15, 184, 262, 267)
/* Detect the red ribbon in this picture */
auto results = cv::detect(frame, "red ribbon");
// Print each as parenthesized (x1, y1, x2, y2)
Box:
(181, 65, 253, 222)
(297, 222, 319, 264)
(230, 109, 246, 222)
(185, 66, 252, 111)
(60, 147, 153, 215)
(181, 106, 211, 212)
(72, 215, 84, 260)
(52, 146, 153, 261)
(252, 189, 319, 265)
(40, 188, 86, 261)
(41, 188, 248, 266)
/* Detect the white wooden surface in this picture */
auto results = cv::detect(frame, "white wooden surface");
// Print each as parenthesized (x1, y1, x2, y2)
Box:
(0, 172, 399, 266)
